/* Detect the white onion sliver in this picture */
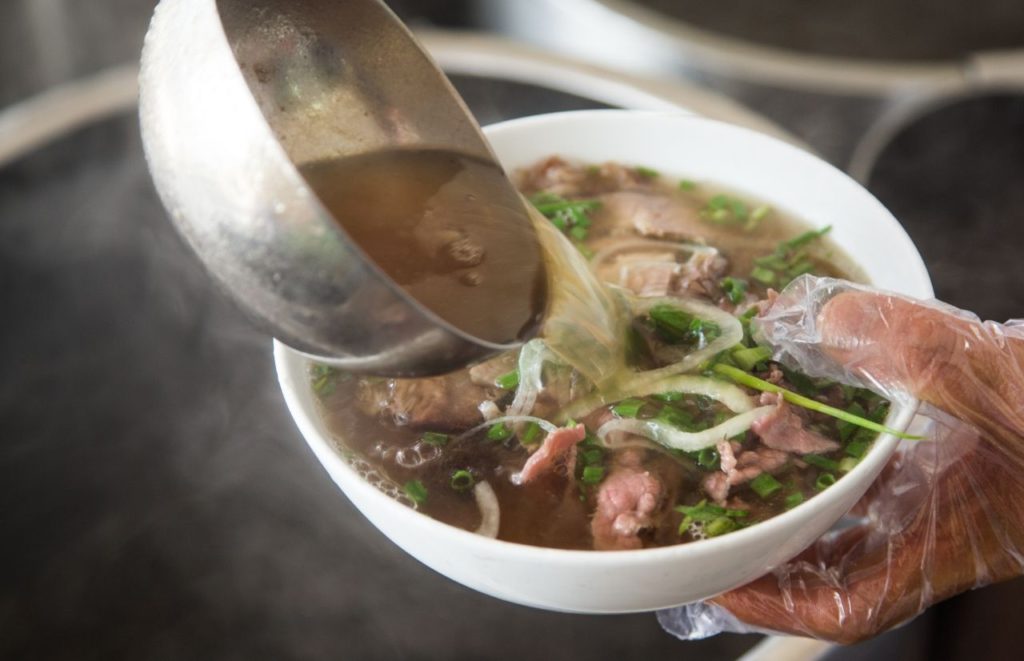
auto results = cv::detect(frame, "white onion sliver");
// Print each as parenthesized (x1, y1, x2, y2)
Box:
(507, 339, 550, 417)
(590, 239, 717, 275)
(473, 481, 500, 539)
(456, 415, 558, 442)
(597, 405, 775, 453)
(561, 374, 754, 421)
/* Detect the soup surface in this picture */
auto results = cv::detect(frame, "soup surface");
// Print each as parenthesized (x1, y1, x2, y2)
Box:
(311, 157, 887, 551)
(301, 149, 547, 345)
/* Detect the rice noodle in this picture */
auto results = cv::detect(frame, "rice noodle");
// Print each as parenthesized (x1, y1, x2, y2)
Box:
(559, 374, 754, 422)
(596, 405, 775, 453)
(456, 415, 559, 442)
(506, 339, 552, 417)
(473, 481, 500, 538)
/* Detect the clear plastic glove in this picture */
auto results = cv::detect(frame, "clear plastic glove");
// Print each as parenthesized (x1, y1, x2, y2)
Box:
(659, 276, 1024, 644)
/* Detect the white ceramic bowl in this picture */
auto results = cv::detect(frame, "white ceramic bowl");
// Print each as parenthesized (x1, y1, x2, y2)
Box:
(274, 110, 934, 613)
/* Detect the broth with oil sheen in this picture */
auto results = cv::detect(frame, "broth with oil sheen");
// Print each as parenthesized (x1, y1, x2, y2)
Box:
(301, 149, 548, 345)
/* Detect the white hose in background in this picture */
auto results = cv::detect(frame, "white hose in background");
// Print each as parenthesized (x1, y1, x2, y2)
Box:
(0, 64, 139, 167)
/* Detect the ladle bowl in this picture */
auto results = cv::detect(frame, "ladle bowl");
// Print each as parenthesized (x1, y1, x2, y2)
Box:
(139, 0, 539, 376)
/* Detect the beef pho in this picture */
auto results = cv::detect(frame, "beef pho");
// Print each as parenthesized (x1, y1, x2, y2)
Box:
(309, 157, 889, 551)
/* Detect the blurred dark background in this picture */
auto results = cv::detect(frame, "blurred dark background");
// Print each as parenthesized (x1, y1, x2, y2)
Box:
(2, 1, 1023, 660)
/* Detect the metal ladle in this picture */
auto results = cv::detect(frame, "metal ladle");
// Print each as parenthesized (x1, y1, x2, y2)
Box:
(139, 0, 545, 376)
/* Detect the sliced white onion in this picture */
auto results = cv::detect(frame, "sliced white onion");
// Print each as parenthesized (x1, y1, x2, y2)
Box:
(473, 481, 500, 539)
(590, 239, 717, 275)
(456, 415, 559, 442)
(559, 374, 754, 422)
(507, 339, 552, 417)
(596, 405, 775, 453)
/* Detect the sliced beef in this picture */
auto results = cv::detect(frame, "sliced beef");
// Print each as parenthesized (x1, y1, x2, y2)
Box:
(591, 450, 665, 550)
(514, 157, 656, 198)
(357, 370, 498, 432)
(702, 445, 790, 503)
(752, 393, 841, 455)
(515, 424, 586, 484)
(594, 191, 705, 242)
(594, 245, 728, 299)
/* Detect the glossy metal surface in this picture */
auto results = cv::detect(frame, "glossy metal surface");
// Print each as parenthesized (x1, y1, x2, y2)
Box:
(139, 0, 533, 376)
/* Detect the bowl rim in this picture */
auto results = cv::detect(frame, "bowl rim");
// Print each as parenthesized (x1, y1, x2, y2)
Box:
(274, 109, 929, 567)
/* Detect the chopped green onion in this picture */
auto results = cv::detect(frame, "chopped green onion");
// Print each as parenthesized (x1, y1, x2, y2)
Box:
(783, 225, 832, 251)
(569, 225, 588, 241)
(845, 438, 869, 459)
(648, 304, 694, 341)
(720, 277, 748, 304)
(784, 492, 805, 509)
(636, 165, 659, 178)
(581, 447, 604, 465)
(421, 431, 449, 446)
(403, 480, 428, 505)
(581, 465, 606, 485)
(521, 421, 542, 446)
(655, 406, 696, 430)
(696, 447, 719, 470)
(815, 473, 837, 491)
(838, 402, 867, 440)
(487, 422, 512, 442)
(731, 345, 772, 371)
(706, 516, 738, 537)
(450, 469, 475, 492)
(750, 266, 776, 285)
(494, 370, 520, 390)
(712, 363, 922, 440)
(803, 454, 840, 472)
(750, 473, 782, 498)
(749, 205, 772, 226)
(675, 499, 747, 535)
(612, 398, 646, 418)
(679, 179, 696, 191)
(838, 457, 859, 473)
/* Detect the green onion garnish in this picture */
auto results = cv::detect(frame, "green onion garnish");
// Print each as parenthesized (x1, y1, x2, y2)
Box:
(612, 398, 645, 418)
(838, 457, 859, 473)
(750, 473, 782, 498)
(720, 277, 748, 305)
(712, 363, 922, 440)
(487, 422, 512, 442)
(581, 465, 606, 485)
(421, 431, 449, 446)
(731, 345, 772, 371)
(750, 266, 776, 285)
(845, 438, 869, 459)
(784, 492, 804, 509)
(696, 447, 719, 470)
(521, 421, 542, 446)
(450, 469, 474, 492)
(803, 454, 840, 472)
(569, 225, 588, 241)
(404, 480, 428, 504)
(706, 516, 739, 537)
(679, 179, 696, 191)
(636, 165, 659, 178)
(675, 500, 748, 535)
(581, 447, 604, 465)
(494, 370, 520, 390)
(815, 473, 837, 491)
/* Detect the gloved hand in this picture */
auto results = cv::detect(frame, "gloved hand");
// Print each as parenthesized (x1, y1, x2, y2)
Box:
(659, 276, 1024, 644)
